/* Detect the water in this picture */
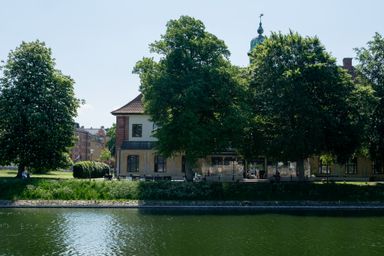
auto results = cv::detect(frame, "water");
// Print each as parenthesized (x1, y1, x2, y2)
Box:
(0, 208, 384, 256)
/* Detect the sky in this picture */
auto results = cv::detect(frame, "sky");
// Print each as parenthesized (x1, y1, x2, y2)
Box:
(0, 0, 383, 129)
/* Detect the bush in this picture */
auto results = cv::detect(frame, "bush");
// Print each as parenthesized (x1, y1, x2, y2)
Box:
(72, 161, 110, 179)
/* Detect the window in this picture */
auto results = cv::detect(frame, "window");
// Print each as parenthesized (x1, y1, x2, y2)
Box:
(154, 155, 166, 172)
(132, 124, 142, 137)
(211, 157, 222, 166)
(319, 159, 331, 174)
(152, 123, 158, 131)
(224, 157, 235, 165)
(345, 158, 357, 174)
(127, 155, 139, 172)
(373, 161, 383, 174)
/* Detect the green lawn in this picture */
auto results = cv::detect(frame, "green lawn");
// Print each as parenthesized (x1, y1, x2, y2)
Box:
(0, 169, 73, 179)
(315, 181, 380, 186)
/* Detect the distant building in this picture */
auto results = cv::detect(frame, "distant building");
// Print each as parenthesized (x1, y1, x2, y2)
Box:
(71, 124, 107, 162)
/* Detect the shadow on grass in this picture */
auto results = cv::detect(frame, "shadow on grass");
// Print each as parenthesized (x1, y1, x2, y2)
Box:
(0, 177, 34, 200)
(134, 181, 384, 202)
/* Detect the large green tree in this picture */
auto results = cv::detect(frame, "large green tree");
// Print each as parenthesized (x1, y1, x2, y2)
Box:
(0, 41, 79, 177)
(134, 16, 246, 180)
(248, 32, 364, 179)
(355, 33, 384, 171)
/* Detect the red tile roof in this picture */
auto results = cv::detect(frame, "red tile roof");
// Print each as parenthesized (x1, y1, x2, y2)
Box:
(111, 94, 144, 115)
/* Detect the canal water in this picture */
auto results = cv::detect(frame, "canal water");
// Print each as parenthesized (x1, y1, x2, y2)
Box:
(0, 208, 384, 256)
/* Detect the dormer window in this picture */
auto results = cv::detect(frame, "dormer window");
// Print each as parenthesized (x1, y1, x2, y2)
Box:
(132, 124, 142, 137)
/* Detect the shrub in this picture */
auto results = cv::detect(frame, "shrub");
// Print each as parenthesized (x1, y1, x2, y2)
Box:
(72, 161, 110, 179)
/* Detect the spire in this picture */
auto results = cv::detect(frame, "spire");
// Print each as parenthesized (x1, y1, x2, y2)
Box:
(249, 13, 265, 54)
(257, 13, 264, 35)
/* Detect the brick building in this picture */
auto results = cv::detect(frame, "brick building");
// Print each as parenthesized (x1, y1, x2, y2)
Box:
(71, 124, 107, 162)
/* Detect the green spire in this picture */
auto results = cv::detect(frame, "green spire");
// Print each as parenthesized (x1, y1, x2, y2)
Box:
(257, 14, 264, 35)
(249, 14, 265, 53)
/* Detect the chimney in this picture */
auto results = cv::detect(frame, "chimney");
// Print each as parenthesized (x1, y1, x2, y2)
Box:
(343, 58, 352, 69)
(342, 57, 355, 79)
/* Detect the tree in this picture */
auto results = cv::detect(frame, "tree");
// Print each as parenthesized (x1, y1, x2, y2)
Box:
(99, 148, 113, 167)
(248, 32, 363, 180)
(106, 123, 116, 156)
(355, 33, 384, 171)
(0, 41, 79, 177)
(134, 16, 247, 181)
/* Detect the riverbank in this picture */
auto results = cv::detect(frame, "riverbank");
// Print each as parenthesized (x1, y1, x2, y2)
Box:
(2, 178, 384, 203)
(2, 200, 384, 212)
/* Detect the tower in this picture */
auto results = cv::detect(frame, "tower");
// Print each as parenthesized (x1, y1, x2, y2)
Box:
(249, 14, 265, 55)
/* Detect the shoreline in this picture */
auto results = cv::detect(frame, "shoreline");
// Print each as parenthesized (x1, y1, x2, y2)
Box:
(2, 200, 384, 212)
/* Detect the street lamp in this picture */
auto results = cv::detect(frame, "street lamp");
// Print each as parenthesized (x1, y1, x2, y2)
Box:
(89, 149, 94, 180)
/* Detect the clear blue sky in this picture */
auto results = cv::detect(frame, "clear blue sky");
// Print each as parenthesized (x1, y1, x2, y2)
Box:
(1, 0, 383, 128)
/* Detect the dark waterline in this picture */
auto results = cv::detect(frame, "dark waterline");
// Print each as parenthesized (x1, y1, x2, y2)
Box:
(1, 208, 384, 256)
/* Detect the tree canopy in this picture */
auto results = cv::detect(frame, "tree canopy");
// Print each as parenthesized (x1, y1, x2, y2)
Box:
(0, 41, 79, 176)
(248, 32, 364, 178)
(355, 33, 384, 171)
(134, 16, 246, 180)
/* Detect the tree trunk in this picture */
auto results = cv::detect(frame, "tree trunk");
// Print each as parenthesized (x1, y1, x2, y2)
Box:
(16, 164, 25, 178)
(185, 160, 194, 182)
(296, 158, 305, 181)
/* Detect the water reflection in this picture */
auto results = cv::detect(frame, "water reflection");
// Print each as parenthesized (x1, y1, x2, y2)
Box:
(56, 209, 162, 256)
(58, 210, 117, 255)
(1, 209, 384, 256)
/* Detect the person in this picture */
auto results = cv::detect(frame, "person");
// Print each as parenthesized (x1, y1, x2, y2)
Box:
(274, 171, 280, 182)
(21, 170, 28, 179)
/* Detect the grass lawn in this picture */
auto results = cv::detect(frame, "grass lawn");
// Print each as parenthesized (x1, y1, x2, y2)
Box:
(0, 169, 73, 179)
(314, 181, 381, 186)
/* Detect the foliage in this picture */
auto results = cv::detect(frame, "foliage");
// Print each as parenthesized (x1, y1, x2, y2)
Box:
(99, 148, 114, 168)
(248, 31, 365, 178)
(133, 16, 247, 180)
(319, 153, 335, 166)
(106, 123, 116, 156)
(355, 33, 384, 169)
(0, 41, 79, 176)
(100, 148, 112, 162)
(1, 178, 384, 201)
(72, 161, 110, 179)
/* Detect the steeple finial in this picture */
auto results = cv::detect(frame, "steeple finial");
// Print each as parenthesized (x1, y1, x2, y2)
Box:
(258, 13, 264, 35)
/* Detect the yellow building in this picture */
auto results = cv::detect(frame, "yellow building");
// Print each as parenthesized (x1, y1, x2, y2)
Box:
(309, 156, 384, 180)
(111, 95, 244, 180)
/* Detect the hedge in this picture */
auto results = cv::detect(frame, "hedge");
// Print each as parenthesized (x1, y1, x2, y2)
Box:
(72, 161, 110, 179)
(2, 179, 384, 201)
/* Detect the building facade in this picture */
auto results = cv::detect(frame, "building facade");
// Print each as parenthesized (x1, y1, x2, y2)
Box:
(71, 125, 107, 162)
(111, 95, 247, 180)
(112, 95, 184, 179)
